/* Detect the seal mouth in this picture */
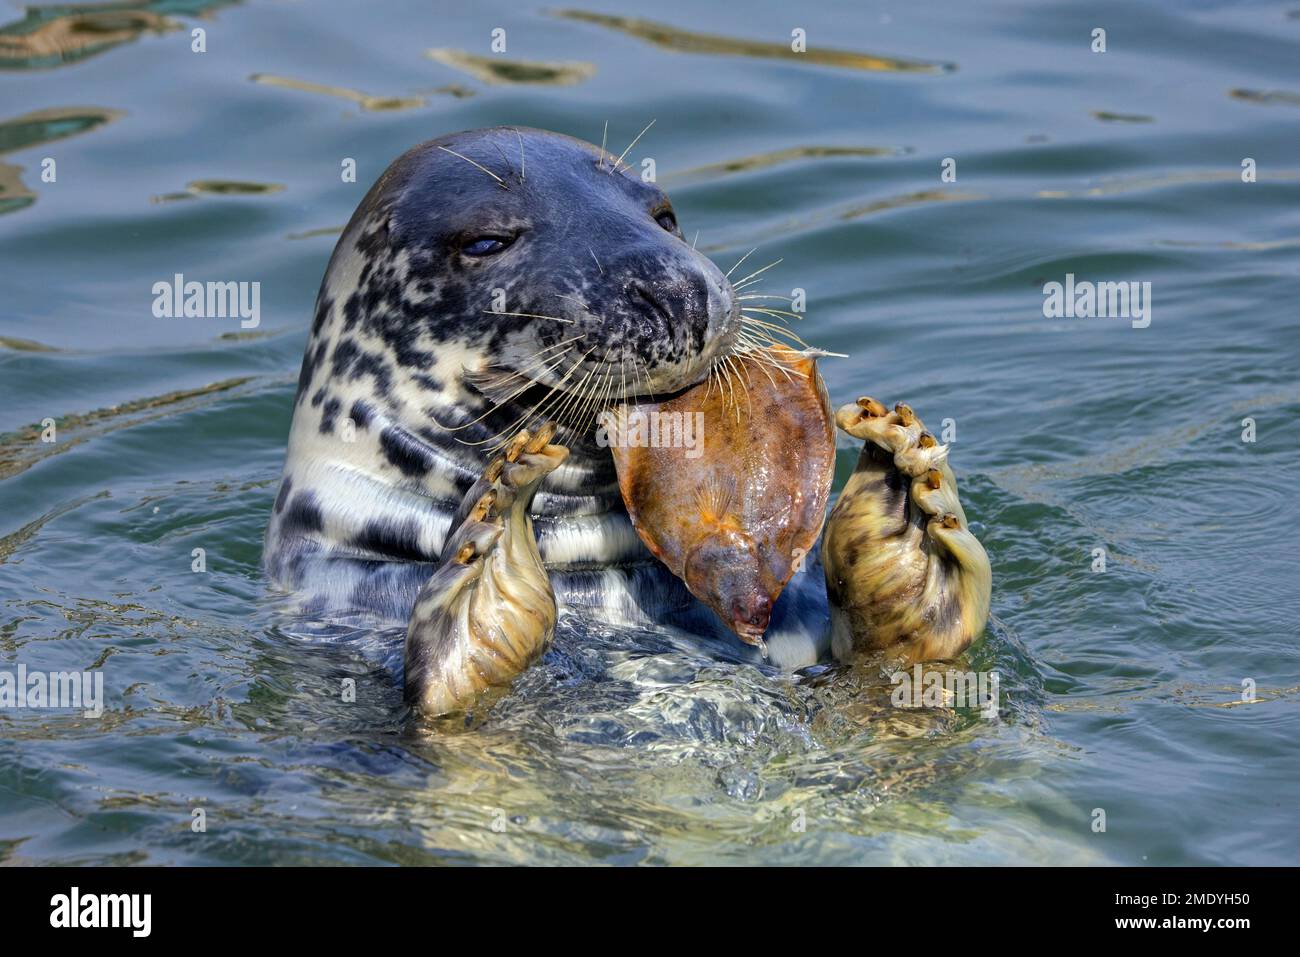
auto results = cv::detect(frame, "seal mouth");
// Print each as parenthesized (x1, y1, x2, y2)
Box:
(485, 291, 740, 395)
(460, 256, 813, 454)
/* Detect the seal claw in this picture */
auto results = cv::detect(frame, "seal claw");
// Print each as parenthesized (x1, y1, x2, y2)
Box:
(526, 420, 558, 453)
(504, 430, 531, 463)
(857, 396, 888, 417)
(468, 488, 497, 522)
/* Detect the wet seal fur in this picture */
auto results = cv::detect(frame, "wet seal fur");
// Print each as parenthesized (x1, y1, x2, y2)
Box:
(263, 127, 992, 716)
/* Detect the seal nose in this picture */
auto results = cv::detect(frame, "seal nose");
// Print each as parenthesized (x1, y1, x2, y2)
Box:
(607, 248, 726, 390)
(625, 279, 674, 328)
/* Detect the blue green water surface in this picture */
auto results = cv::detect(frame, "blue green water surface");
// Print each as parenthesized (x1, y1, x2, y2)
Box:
(1, 0, 1298, 864)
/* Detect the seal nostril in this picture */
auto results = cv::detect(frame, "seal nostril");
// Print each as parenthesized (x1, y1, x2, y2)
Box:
(626, 280, 674, 326)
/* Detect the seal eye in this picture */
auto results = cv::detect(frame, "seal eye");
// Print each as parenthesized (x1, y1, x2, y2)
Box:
(462, 236, 511, 257)
(655, 210, 678, 233)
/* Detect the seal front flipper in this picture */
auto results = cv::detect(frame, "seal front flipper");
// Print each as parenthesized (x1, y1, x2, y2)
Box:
(404, 424, 569, 717)
(821, 398, 991, 665)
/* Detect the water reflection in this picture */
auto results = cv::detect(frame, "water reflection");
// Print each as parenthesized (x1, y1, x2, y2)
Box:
(250, 73, 470, 112)
(425, 47, 595, 85)
(551, 9, 954, 74)
(151, 179, 284, 203)
(287, 225, 343, 240)
(1229, 88, 1300, 107)
(0, 105, 123, 153)
(1037, 168, 1300, 199)
(698, 189, 981, 253)
(1090, 110, 1154, 123)
(0, 335, 59, 352)
(0, 375, 257, 481)
(667, 145, 905, 186)
(0, 106, 124, 214)
(0, 163, 34, 215)
(0, 0, 236, 71)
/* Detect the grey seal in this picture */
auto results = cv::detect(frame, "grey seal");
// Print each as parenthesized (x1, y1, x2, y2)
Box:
(263, 127, 991, 716)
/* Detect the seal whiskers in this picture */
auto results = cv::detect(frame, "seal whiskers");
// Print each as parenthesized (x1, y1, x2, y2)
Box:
(513, 127, 526, 183)
(436, 336, 584, 434)
(435, 145, 511, 190)
(461, 344, 599, 450)
(730, 257, 783, 289)
(482, 310, 576, 324)
(725, 247, 757, 279)
(610, 119, 656, 174)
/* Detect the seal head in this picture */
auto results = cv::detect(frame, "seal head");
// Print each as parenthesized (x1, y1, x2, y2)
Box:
(332, 127, 739, 425)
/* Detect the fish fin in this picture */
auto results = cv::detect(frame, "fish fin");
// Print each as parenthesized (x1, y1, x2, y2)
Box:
(694, 473, 736, 526)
